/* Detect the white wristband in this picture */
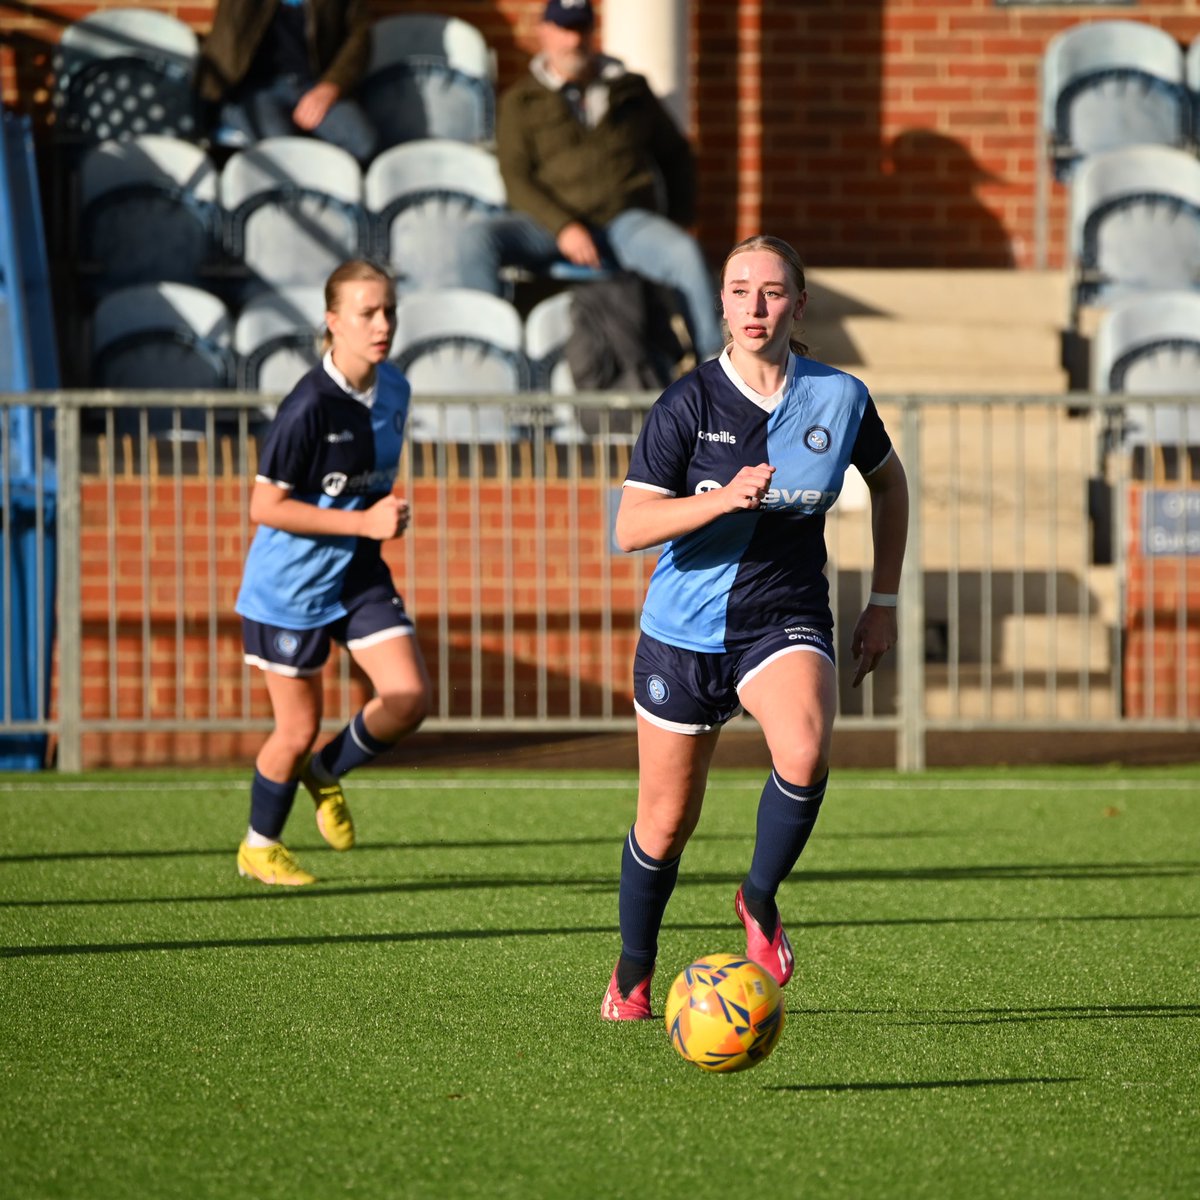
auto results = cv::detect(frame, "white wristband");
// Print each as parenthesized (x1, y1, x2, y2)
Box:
(868, 591, 898, 607)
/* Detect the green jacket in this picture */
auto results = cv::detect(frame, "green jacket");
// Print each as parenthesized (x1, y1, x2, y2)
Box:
(496, 64, 696, 236)
(196, 0, 370, 103)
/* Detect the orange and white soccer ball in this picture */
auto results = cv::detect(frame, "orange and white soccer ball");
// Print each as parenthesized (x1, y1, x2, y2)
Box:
(664, 953, 785, 1073)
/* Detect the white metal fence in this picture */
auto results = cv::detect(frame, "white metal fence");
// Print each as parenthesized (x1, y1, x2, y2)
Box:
(2, 390, 1198, 772)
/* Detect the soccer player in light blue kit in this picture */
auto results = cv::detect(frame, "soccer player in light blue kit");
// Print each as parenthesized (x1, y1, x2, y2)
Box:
(602, 235, 909, 1018)
(235, 259, 431, 885)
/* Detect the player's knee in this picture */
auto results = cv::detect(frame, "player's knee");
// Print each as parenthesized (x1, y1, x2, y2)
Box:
(378, 683, 429, 732)
(636, 806, 698, 858)
(770, 744, 828, 787)
(275, 721, 320, 762)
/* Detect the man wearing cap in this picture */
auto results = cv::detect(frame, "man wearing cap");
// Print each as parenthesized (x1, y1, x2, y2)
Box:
(465, 0, 723, 361)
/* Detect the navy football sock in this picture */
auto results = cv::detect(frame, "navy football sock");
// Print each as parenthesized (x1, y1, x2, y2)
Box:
(618, 825, 681, 976)
(249, 769, 299, 841)
(312, 710, 392, 780)
(743, 770, 827, 933)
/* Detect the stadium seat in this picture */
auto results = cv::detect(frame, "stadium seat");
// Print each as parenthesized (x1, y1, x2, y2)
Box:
(1042, 20, 1187, 181)
(392, 288, 528, 442)
(365, 139, 505, 291)
(1093, 291, 1200, 395)
(78, 135, 219, 287)
(52, 8, 200, 143)
(1092, 291, 1200, 480)
(91, 282, 233, 438)
(361, 14, 496, 149)
(1069, 145, 1200, 312)
(221, 138, 368, 289)
(1188, 37, 1200, 141)
(234, 285, 327, 393)
(524, 291, 576, 394)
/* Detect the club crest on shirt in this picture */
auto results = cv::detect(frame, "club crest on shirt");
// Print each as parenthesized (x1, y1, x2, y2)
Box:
(646, 675, 670, 704)
(322, 472, 348, 496)
(804, 425, 832, 453)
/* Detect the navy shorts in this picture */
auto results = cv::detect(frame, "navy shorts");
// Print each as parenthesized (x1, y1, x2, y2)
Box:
(243, 583, 414, 677)
(633, 624, 835, 734)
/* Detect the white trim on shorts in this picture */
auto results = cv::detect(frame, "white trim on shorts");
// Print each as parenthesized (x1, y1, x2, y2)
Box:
(634, 699, 720, 736)
(243, 653, 324, 678)
(736, 642, 835, 695)
(345, 625, 415, 651)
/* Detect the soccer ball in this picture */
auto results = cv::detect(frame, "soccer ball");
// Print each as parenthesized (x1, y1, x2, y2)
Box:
(664, 953, 785, 1073)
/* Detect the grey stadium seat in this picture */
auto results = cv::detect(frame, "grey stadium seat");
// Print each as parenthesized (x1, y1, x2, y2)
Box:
(523, 291, 576, 395)
(234, 286, 328, 393)
(91, 282, 233, 438)
(1189, 37, 1200, 140)
(79, 135, 219, 286)
(221, 137, 367, 289)
(392, 288, 528, 442)
(366, 139, 505, 291)
(52, 8, 200, 143)
(1092, 291, 1200, 480)
(1069, 145, 1200, 311)
(361, 14, 496, 149)
(1042, 20, 1187, 181)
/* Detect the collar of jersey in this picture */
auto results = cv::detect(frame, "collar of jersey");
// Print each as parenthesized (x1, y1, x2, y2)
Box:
(718, 348, 794, 413)
(323, 350, 376, 408)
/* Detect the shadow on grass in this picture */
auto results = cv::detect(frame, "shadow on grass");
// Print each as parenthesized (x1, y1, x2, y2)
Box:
(0, 830, 973, 867)
(5, 916, 1200, 959)
(767, 1076, 1084, 1094)
(896, 1004, 1200, 1025)
(4, 859, 1199, 912)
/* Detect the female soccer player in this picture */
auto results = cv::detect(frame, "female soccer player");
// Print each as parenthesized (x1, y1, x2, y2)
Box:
(601, 234, 909, 1018)
(234, 259, 430, 886)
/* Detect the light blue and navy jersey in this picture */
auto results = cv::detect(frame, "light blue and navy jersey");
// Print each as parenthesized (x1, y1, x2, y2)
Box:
(236, 358, 411, 630)
(625, 351, 893, 652)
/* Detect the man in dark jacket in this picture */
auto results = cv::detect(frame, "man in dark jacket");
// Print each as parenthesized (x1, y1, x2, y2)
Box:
(197, 0, 377, 164)
(462, 0, 722, 359)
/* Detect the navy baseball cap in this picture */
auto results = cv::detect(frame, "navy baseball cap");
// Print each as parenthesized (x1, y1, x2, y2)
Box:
(543, 0, 595, 30)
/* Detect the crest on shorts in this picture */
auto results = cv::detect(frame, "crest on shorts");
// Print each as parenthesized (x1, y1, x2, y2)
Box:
(647, 675, 670, 705)
(273, 632, 300, 658)
(804, 425, 832, 454)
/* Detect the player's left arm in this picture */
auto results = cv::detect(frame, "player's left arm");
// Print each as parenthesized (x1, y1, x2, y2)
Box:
(850, 451, 909, 688)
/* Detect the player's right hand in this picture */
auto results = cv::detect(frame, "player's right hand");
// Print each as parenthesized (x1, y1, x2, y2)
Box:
(720, 463, 775, 512)
(360, 494, 408, 540)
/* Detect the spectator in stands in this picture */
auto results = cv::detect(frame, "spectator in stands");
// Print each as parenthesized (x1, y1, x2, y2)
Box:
(197, 0, 378, 165)
(234, 259, 430, 886)
(463, 0, 723, 361)
(600, 234, 909, 1019)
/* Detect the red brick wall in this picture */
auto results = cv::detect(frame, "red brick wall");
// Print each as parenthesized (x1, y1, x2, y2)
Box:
(73, 465, 646, 766)
(1122, 486, 1200, 720)
(8, 1, 1200, 270)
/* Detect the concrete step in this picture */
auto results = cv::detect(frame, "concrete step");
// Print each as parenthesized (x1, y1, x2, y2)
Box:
(807, 316, 1062, 371)
(924, 667, 1119, 720)
(805, 268, 1071, 326)
(835, 367, 1069, 395)
(999, 614, 1115, 672)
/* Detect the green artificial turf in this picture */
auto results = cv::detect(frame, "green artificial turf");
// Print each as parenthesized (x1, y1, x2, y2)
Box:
(1, 766, 1198, 1199)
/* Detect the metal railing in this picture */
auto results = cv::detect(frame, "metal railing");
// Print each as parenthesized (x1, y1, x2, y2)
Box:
(2, 389, 1198, 772)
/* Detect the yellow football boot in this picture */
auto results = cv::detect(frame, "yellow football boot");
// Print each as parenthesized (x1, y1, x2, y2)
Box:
(236, 840, 316, 886)
(299, 755, 356, 851)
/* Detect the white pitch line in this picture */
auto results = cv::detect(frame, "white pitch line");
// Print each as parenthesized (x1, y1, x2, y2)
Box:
(0, 777, 1196, 794)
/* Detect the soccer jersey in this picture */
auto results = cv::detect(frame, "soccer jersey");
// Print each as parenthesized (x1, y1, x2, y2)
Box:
(236, 357, 411, 629)
(624, 351, 893, 652)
